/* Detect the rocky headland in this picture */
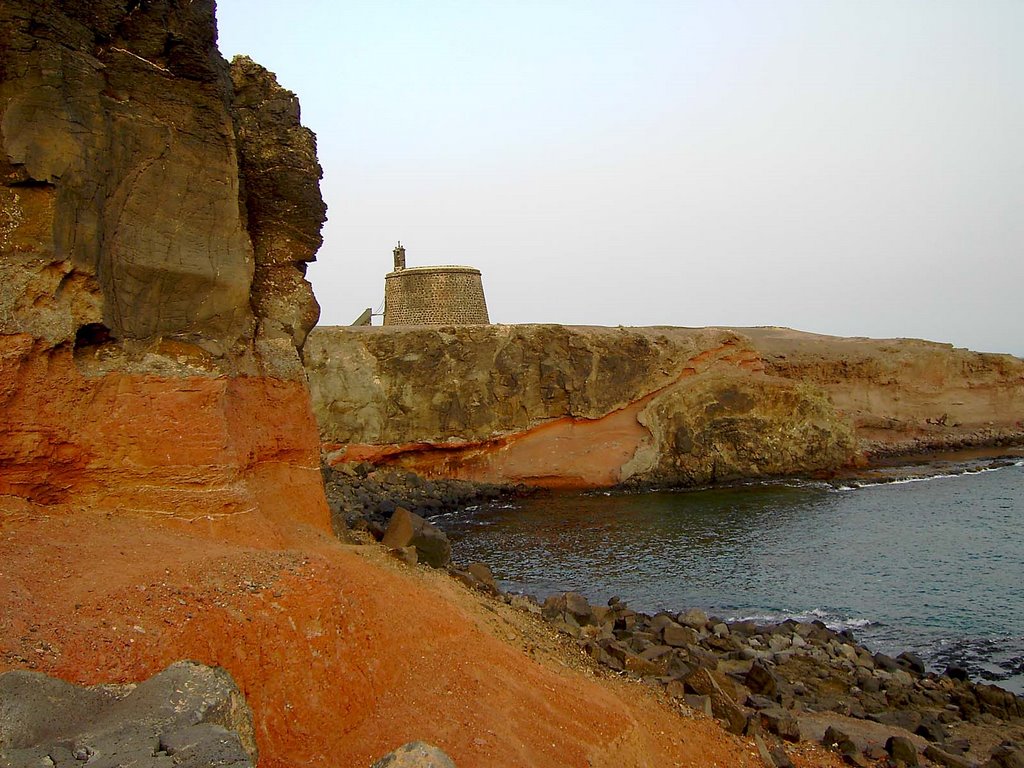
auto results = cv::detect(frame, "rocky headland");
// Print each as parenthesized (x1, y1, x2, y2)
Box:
(2, 2, 1022, 767)
(307, 324, 1024, 488)
(0, 2, 851, 766)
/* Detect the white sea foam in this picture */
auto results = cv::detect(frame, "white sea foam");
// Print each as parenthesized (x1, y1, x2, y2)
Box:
(828, 459, 1023, 492)
(724, 607, 876, 632)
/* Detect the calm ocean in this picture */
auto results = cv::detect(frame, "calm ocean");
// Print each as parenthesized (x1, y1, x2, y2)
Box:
(443, 458, 1024, 694)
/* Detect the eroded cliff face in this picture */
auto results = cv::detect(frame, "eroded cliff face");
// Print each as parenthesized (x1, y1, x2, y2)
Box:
(739, 327, 1024, 457)
(305, 325, 860, 487)
(0, 0, 328, 528)
(1, 0, 251, 348)
(231, 54, 326, 360)
(306, 325, 1024, 487)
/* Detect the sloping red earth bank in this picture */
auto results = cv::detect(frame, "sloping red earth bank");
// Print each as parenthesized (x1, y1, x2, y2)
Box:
(0, 499, 844, 768)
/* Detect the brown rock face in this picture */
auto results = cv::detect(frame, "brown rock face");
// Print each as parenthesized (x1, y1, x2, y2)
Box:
(0, 0, 253, 348)
(0, 0, 324, 365)
(305, 325, 858, 487)
(230, 54, 326, 355)
(306, 325, 1023, 487)
(0, 334, 327, 535)
(737, 327, 1024, 458)
(639, 368, 856, 485)
(0, 0, 329, 528)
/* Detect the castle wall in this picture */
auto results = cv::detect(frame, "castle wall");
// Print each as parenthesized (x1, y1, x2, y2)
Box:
(383, 266, 489, 325)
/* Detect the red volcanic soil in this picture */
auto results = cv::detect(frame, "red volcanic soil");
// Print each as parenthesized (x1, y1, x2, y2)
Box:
(0, 498, 847, 768)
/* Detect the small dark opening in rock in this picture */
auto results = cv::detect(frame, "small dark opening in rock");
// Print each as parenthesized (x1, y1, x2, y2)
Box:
(74, 323, 112, 349)
(8, 177, 54, 188)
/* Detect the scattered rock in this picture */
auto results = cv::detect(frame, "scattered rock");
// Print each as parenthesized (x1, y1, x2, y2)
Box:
(530, 589, 1024, 763)
(679, 608, 708, 629)
(898, 651, 927, 676)
(564, 592, 593, 624)
(945, 665, 970, 682)
(380, 507, 451, 568)
(323, 465, 513, 533)
(923, 744, 973, 768)
(0, 661, 256, 767)
(754, 732, 795, 768)
(985, 742, 1024, 768)
(746, 660, 779, 698)
(466, 562, 500, 594)
(822, 725, 867, 767)
(886, 735, 920, 766)
(381, 508, 416, 548)
(758, 708, 801, 743)
(685, 668, 748, 735)
(370, 741, 457, 768)
(663, 622, 698, 648)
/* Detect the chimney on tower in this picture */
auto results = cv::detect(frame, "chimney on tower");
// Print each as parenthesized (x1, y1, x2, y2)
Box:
(393, 242, 406, 271)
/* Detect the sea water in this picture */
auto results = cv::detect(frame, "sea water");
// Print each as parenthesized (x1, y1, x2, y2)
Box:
(442, 458, 1024, 694)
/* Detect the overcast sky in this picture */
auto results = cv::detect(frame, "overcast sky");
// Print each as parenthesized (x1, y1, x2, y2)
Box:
(216, 1, 1023, 356)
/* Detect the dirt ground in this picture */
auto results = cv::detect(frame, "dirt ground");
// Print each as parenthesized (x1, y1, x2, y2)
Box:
(0, 497, 852, 768)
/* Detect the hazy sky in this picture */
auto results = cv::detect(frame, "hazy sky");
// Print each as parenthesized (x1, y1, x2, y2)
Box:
(216, 1, 1023, 356)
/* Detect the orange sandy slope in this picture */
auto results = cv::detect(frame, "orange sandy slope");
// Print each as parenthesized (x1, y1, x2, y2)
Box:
(0, 497, 850, 768)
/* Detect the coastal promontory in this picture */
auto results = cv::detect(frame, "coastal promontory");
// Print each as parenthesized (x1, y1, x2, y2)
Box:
(307, 324, 1024, 487)
(1, 3, 842, 766)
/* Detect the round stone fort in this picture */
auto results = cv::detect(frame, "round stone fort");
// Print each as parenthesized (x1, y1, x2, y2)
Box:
(383, 244, 490, 326)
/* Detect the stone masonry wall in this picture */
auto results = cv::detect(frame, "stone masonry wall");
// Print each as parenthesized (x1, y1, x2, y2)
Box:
(383, 266, 489, 325)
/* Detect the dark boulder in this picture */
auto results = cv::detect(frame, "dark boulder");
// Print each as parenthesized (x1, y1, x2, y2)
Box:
(822, 725, 868, 767)
(0, 661, 256, 767)
(923, 744, 973, 768)
(873, 652, 901, 672)
(381, 507, 452, 568)
(746, 660, 779, 698)
(944, 665, 970, 682)
(564, 592, 593, 624)
(685, 668, 748, 735)
(757, 708, 800, 743)
(984, 742, 1024, 768)
(885, 735, 919, 766)
(897, 651, 926, 675)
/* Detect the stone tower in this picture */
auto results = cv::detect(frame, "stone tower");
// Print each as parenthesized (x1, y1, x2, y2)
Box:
(383, 244, 490, 326)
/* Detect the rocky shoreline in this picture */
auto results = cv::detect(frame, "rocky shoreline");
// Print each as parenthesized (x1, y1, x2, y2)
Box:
(529, 591, 1023, 768)
(326, 459, 1024, 767)
(323, 462, 524, 538)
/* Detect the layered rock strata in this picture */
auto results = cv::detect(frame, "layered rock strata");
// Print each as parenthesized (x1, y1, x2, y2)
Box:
(0, 0, 328, 529)
(307, 325, 1024, 487)
(739, 326, 1024, 458)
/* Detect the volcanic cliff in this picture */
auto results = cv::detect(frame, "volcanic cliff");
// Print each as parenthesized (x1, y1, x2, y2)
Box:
(0, 0, 329, 530)
(0, 3, 804, 767)
(307, 324, 1024, 487)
